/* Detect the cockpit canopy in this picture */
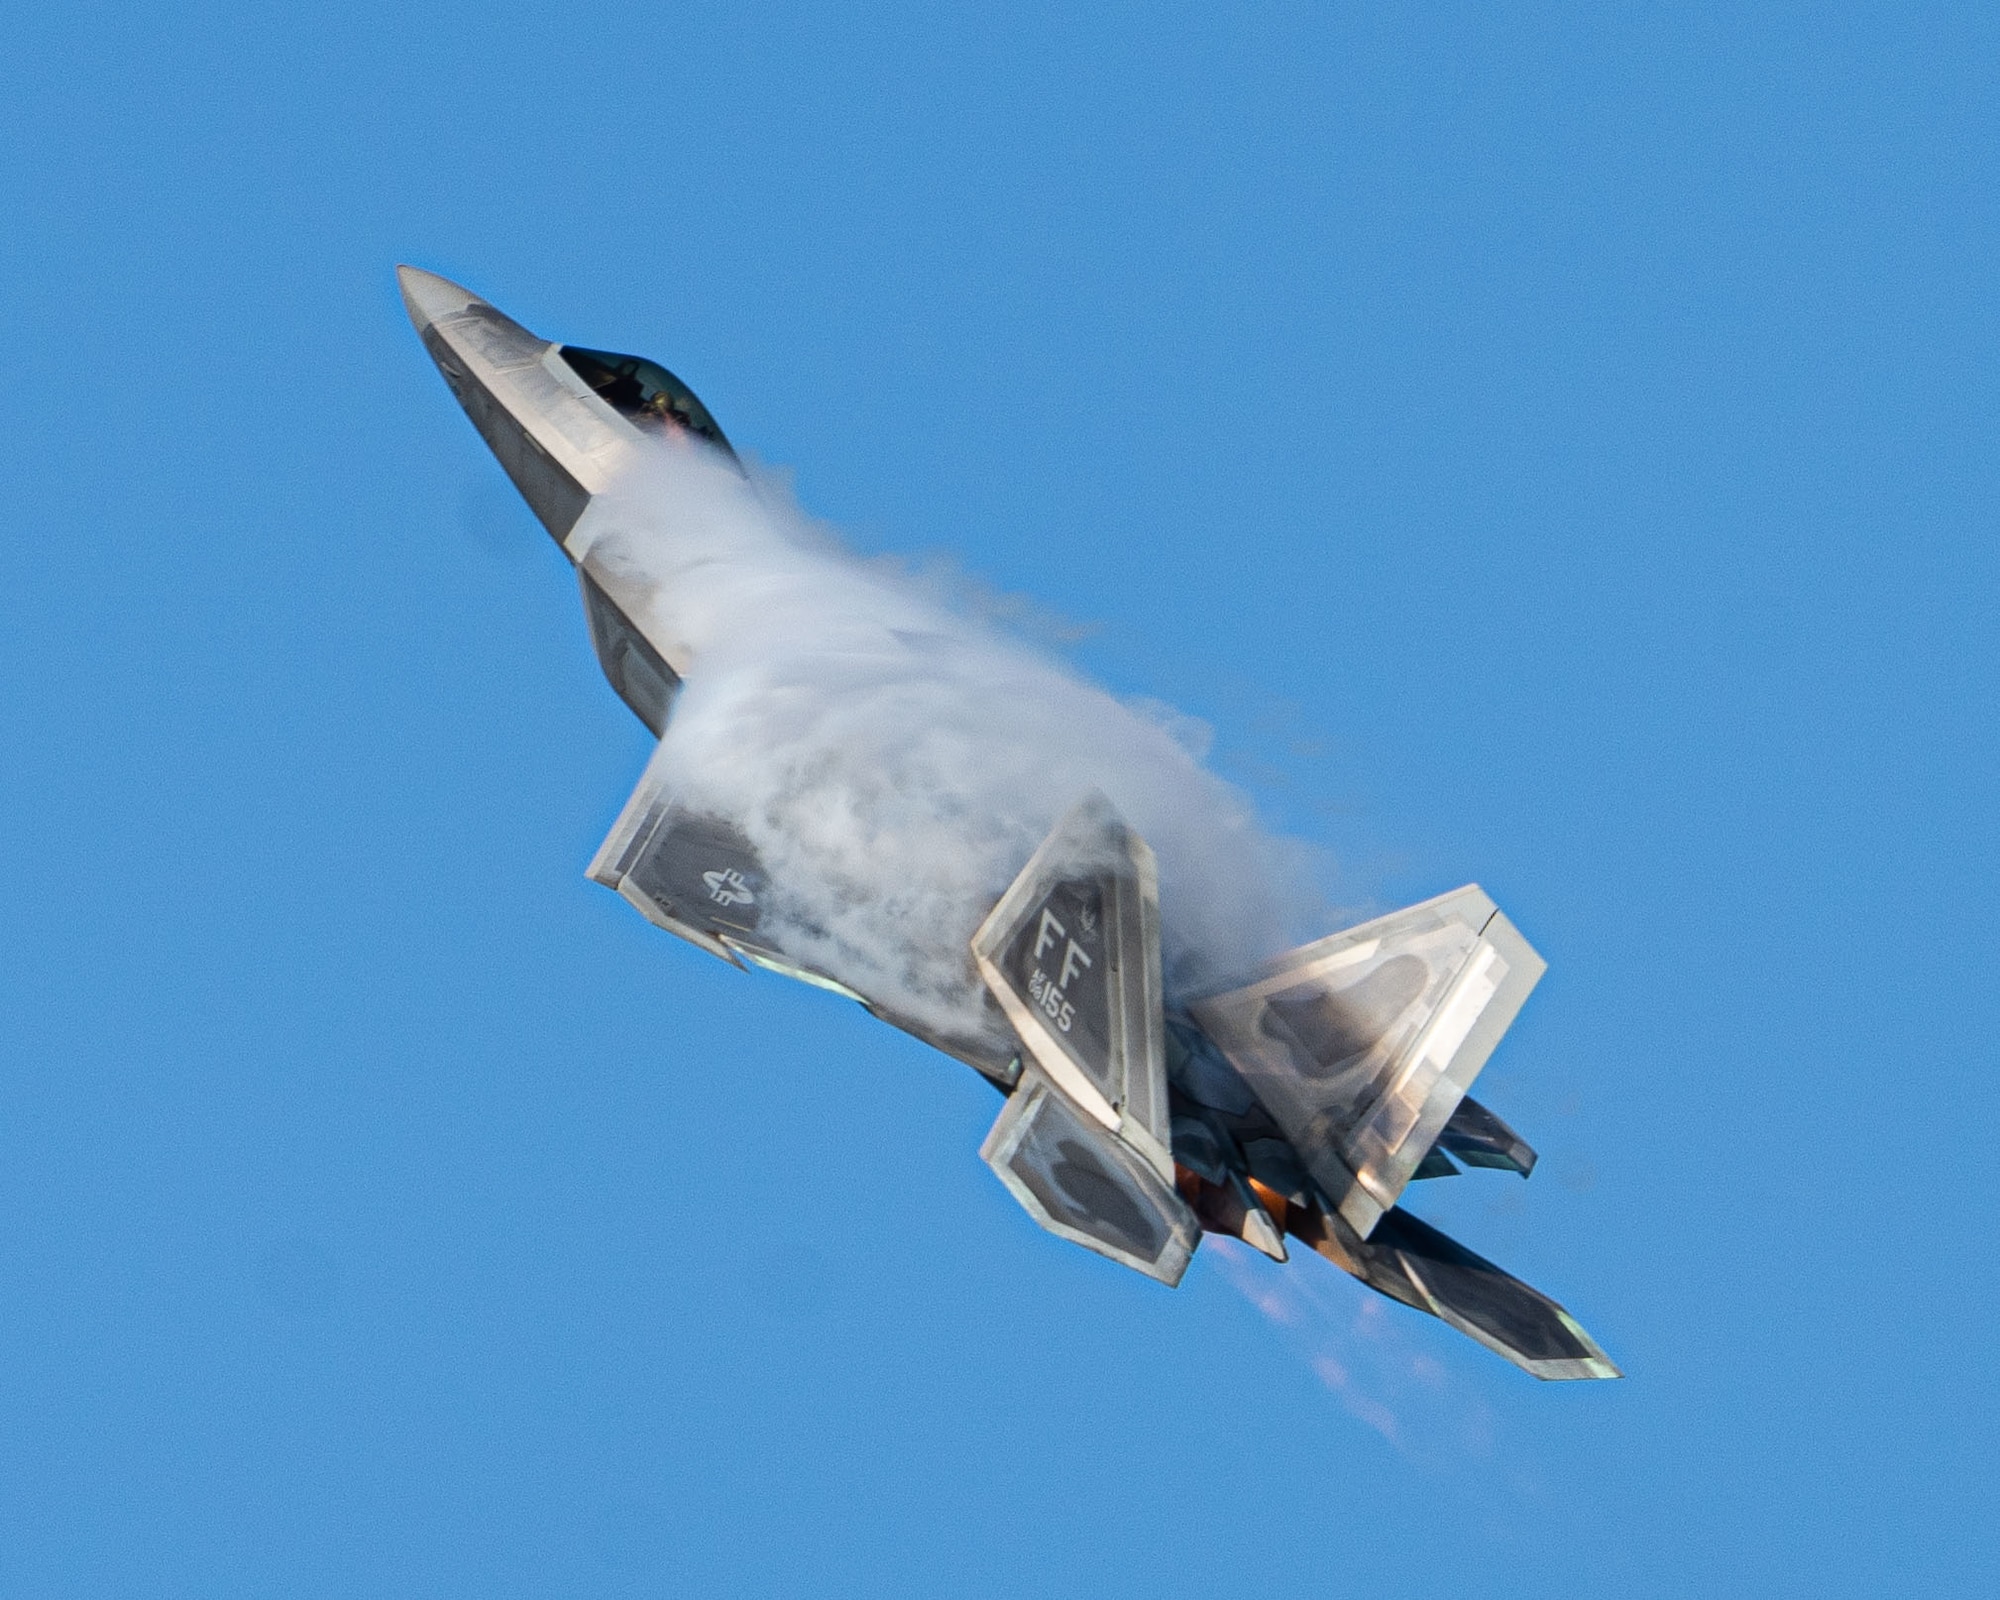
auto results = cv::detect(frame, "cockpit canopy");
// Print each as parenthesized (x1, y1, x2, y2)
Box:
(559, 345, 736, 459)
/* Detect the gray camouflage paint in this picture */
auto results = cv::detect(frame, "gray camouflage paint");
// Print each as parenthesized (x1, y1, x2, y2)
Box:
(401, 267, 1618, 1379)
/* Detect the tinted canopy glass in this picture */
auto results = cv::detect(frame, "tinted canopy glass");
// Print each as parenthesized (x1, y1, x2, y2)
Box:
(559, 346, 735, 458)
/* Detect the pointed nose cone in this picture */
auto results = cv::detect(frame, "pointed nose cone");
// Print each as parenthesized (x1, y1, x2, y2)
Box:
(396, 264, 483, 334)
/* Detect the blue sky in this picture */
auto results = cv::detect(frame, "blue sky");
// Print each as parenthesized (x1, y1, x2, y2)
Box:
(1, 2, 1995, 1595)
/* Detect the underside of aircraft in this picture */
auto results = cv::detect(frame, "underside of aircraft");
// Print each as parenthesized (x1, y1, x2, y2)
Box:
(398, 265, 1618, 1381)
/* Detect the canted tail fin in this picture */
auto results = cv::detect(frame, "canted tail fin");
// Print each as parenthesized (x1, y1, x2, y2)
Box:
(971, 792, 1174, 1181)
(971, 794, 1198, 1283)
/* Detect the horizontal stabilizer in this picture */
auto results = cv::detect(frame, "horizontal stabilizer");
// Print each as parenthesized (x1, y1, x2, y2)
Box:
(1438, 1095, 1537, 1177)
(982, 1065, 1199, 1285)
(1410, 1145, 1461, 1180)
(1190, 887, 1545, 1238)
(1287, 1202, 1619, 1380)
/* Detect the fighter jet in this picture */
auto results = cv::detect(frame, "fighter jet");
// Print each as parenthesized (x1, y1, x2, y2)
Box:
(398, 265, 1619, 1380)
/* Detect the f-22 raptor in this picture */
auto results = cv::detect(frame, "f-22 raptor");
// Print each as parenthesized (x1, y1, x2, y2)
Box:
(398, 265, 1618, 1380)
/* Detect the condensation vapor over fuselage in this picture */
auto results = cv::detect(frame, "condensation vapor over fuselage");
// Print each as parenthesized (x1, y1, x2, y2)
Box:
(396, 266, 1619, 1381)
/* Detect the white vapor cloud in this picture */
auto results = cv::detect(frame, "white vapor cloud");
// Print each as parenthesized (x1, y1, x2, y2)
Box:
(1206, 1239, 1500, 1468)
(570, 440, 1327, 1044)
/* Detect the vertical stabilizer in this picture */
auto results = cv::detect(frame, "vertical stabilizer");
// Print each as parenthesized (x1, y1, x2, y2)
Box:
(971, 795, 1199, 1280)
(971, 793, 1172, 1181)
